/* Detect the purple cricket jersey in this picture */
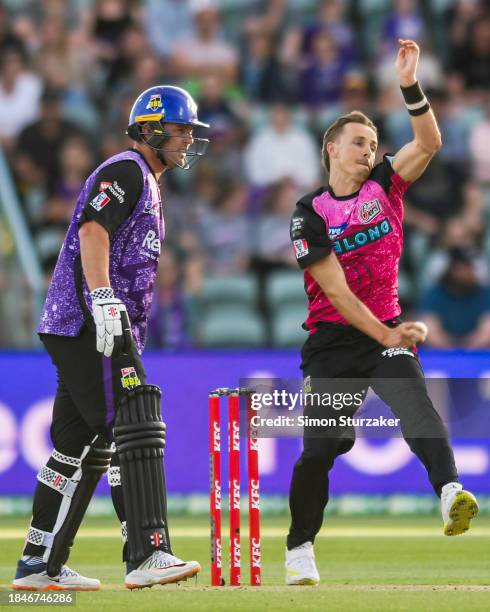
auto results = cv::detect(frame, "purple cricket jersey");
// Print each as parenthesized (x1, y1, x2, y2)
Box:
(39, 150, 164, 353)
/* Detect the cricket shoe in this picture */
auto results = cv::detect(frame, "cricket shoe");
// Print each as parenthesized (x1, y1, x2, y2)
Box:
(285, 541, 320, 585)
(12, 557, 100, 591)
(441, 482, 479, 536)
(125, 551, 201, 589)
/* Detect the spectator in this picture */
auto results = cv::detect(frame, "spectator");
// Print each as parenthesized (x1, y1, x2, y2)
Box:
(91, 0, 135, 88)
(171, 0, 239, 86)
(144, 0, 192, 59)
(379, 0, 426, 59)
(197, 73, 238, 131)
(298, 30, 353, 109)
(244, 103, 320, 190)
(282, 0, 356, 68)
(15, 89, 82, 199)
(195, 73, 245, 183)
(49, 135, 94, 222)
(253, 178, 299, 275)
(240, 30, 290, 104)
(243, 0, 289, 38)
(199, 180, 251, 275)
(147, 250, 193, 349)
(108, 25, 156, 92)
(32, 135, 93, 269)
(0, 5, 26, 55)
(449, 7, 490, 94)
(446, 0, 485, 52)
(419, 248, 490, 348)
(469, 95, 490, 184)
(0, 48, 42, 148)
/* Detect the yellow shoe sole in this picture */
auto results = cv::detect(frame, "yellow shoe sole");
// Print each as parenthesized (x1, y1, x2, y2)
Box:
(292, 578, 318, 586)
(444, 491, 479, 536)
(286, 571, 319, 586)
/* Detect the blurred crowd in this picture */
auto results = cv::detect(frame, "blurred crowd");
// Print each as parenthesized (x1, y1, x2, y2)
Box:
(0, 0, 489, 349)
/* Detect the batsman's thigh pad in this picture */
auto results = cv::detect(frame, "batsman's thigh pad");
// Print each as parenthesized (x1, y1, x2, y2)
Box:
(114, 385, 168, 564)
(29, 436, 113, 577)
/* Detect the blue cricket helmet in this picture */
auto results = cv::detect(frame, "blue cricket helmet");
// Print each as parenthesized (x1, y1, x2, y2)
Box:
(128, 85, 209, 131)
(127, 85, 210, 169)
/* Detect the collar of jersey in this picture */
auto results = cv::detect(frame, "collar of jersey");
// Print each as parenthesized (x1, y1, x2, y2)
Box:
(327, 184, 361, 201)
(127, 148, 158, 180)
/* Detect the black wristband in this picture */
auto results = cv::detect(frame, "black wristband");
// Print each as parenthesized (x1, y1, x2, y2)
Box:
(400, 81, 430, 116)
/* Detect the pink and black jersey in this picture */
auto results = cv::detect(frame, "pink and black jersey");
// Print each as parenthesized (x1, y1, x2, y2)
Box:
(290, 155, 410, 332)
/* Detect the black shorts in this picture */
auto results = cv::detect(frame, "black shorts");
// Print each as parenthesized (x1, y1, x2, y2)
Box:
(40, 326, 146, 446)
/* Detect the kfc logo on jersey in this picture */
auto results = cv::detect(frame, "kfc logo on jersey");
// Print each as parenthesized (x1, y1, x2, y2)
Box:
(89, 191, 111, 211)
(358, 199, 382, 224)
(293, 239, 309, 259)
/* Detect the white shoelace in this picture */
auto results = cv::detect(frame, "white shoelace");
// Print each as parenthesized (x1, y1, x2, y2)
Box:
(59, 566, 80, 578)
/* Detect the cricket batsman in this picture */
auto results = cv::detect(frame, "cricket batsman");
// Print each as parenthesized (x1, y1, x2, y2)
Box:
(13, 86, 209, 590)
(285, 40, 479, 585)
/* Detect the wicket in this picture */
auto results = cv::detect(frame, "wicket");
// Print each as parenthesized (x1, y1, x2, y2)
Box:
(209, 387, 261, 587)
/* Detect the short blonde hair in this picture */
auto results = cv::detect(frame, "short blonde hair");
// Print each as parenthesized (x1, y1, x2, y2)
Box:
(322, 111, 377, 172)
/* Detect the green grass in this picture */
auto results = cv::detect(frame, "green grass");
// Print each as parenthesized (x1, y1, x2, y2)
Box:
(1, 515, 489, 611)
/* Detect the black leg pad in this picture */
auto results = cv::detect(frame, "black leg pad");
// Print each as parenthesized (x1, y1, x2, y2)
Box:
(114, 385, 168, 565)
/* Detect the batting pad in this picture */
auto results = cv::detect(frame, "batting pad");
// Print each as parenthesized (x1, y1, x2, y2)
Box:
(114, 385, 169, 565)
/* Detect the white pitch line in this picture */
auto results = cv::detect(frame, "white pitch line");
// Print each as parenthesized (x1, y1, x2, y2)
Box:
(1, 527, 490, 540)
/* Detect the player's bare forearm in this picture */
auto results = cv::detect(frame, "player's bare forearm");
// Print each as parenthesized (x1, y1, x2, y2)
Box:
(308, 256, 388, 344)
(392, 39, 442, 182)
(409, 107, 442, 153)
(79, 221, 111, 291)
(308, 255, 426, 348)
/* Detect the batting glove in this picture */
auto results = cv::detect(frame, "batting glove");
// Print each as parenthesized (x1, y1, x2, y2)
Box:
(90, 287, 132, 357)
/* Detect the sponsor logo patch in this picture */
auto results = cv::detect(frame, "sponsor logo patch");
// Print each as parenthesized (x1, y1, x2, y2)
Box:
(146, 94, 162, 111)
(143, 199, 160, 216)
(328, 222, 348, 239)
(99, 181, 112, 191)
(293, 239, 309, 258)
(290, 216, 304, 238)
(121, 366, 141, 389)
(89, 191, 110, 211)
(150, 530, 163, 547)
(106, 180, 125, 203)
(333, 218, 392, 255)
(381, 348, 415, 359)
(141, 229, 161, 260)
(358, 199, 382, 224)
